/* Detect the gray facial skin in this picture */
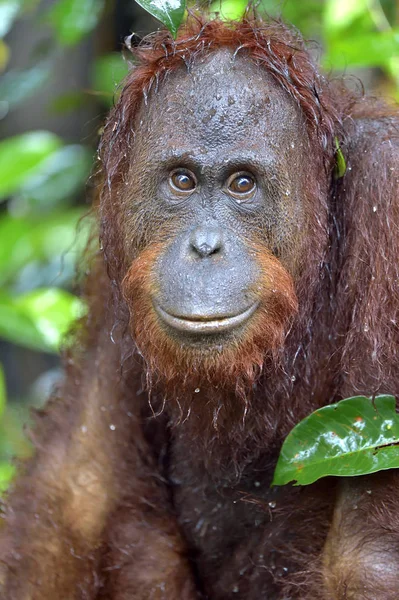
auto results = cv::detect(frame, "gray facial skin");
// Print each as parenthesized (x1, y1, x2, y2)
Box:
(123, 49, 308, 339)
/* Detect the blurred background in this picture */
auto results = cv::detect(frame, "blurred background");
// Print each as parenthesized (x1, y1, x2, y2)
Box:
(0, 0, 398, 491)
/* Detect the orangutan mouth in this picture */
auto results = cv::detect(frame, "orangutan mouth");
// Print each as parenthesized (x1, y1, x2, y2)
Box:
(154, 302, 259, 335)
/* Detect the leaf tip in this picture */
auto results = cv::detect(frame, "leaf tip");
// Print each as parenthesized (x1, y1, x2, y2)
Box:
(334, 136, 347, 179)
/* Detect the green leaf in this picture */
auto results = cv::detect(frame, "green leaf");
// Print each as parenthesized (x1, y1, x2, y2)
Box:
(134, 0, 186, 38)
(46, 0, 105, 46)
(273, 395, 399, 486)
(0, 208, 88, 287)
(209, 0, 248, 21)
(15, 288, 85, 349)
(0, 288, 85, 352)
(0, 363, 5, 418)
(0, 403, 33, 458)
(0, 292, 50, 351)
(324, 30, 399, 69)
(324, 0, 368, 32)
(334, 137, 346, 179)
(92, 53, 130, 107)
(14, 145, 92, 211)
(0, 131, 62, 200)
(282, 1, 324, 36)
(0, 463, 15, 493)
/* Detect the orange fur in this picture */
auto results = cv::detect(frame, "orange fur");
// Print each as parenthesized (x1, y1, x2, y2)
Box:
(122, 241, 298, 396)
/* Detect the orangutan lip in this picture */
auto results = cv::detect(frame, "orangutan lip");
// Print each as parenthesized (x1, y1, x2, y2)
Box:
(154, 302, 259, 334)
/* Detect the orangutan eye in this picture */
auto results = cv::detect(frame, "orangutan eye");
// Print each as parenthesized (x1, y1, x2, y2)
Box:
(169, 169, 196, 193)
(227, 172, 257, 199)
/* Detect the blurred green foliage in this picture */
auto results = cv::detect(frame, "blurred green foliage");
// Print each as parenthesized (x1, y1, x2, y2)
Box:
(148, 0, 399, 90)
(45, 0, 106, 46)
(0, 0, 113, 489)
(0, 0, 397, 491)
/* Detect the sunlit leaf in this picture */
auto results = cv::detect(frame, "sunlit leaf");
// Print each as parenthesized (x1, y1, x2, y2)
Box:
(324, 0, 368, 32)
(0, 131, 62, 200)
(0, 292, 50, 351)
(0, 463, 15, 493)
(0, 288, 85, 352)
(273, 395, 399, 486)
(46, 0, 105, 46)
(209, 0, 247, 21)
(0, 62, 52, 110)
(135, 0, 186, 38)
(14, 288, 85, 350)
(0, 208, 88, 287)
(92, 53, 130, 107)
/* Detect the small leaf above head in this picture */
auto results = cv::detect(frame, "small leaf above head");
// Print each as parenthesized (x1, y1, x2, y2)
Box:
(134, 0, 186, 39)
(272, 395, 399, 486)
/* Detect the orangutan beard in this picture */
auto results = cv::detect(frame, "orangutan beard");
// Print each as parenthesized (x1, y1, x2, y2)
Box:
(121, 242, 298, 398)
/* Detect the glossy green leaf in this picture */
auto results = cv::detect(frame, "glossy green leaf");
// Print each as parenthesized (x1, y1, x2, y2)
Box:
(0, 288, 85, 352)
(273, 395, 399, 486)
(0, 363, 5, 418)
(46, 0, 105, 46)
(135, 0, 186, 38)
(0, 131, 62, 200)
(92, 53, 130, 107)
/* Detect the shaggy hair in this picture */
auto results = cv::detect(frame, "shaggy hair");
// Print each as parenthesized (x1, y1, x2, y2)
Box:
(0, 14, 399, 600)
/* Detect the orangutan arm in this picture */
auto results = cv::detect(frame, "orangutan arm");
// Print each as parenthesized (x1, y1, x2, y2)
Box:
(322, 473, 399, 600)
(0, 339, 198, 600)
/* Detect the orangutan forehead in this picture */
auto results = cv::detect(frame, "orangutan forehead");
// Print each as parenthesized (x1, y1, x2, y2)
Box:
(136, 48, 305, 152)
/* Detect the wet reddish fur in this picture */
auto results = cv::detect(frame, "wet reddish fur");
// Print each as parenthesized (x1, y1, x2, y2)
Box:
(122, 240, 298, 396)
(1, 14, 399, 600)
